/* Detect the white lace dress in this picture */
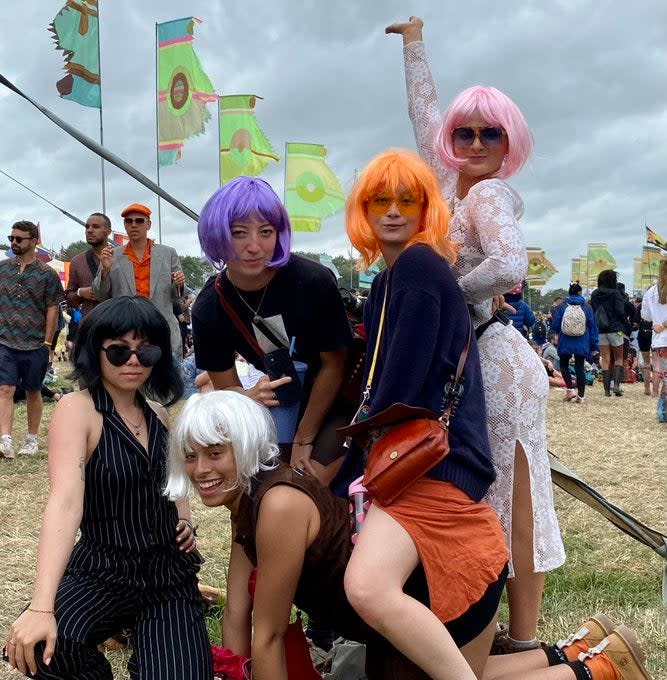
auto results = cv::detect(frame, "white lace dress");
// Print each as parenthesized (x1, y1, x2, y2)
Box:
(403, 41, 565, 575)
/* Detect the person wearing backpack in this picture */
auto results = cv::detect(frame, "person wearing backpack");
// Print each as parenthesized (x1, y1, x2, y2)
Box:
(590, 270, 628, 396)
(551, 282, 599, 403)
(531, 311, 548, 346)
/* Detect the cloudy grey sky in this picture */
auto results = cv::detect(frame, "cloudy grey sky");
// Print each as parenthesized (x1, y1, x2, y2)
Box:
(0, 1, 665, 291)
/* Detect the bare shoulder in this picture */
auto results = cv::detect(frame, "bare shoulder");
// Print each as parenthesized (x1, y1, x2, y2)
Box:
(147, 399, 170, 428)
(259, 484, 317, 522)
(53, 389, 97, 419)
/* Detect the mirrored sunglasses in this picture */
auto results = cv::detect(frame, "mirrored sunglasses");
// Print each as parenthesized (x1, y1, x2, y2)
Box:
(451, 126, 505, 147)
(102, 344, 162, 367)
(367, 193, 423, 217)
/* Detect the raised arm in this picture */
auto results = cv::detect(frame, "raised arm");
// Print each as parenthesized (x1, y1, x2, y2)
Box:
(5, 393, 92, 676)
(386, 17, 448, 181)
(457, 181, 528, 304)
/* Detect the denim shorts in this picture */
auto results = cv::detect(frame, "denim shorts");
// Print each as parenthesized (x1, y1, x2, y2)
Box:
(0, 344, 50, 391)
(598, 331, 625, 347)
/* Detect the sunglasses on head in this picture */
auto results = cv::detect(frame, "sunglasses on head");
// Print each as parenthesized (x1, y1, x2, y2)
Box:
(123, 217, 147, 225)
(7, 235, 35, 244)
(367, 193, 423, 217)
(451, 126, 505, 147)
(102, 344, 162, 367)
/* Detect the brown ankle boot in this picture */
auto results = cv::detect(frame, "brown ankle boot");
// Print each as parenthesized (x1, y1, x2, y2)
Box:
(557, 614, 617, 662)
(580, 625, 652, 679)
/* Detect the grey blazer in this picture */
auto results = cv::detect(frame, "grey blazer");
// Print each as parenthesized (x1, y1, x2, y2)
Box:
(92, 243, 183, 358)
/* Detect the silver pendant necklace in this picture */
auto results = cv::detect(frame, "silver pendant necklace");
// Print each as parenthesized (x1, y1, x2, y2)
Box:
(229, 276, 270, 324)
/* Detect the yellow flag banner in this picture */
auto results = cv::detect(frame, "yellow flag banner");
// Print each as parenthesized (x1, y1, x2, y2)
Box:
(646, 226, 667, 251)
(526, 247, 557, 288)
(640, 246, 663, 290)
(219, 95, 279, 183)
(285, 142, 346, 232)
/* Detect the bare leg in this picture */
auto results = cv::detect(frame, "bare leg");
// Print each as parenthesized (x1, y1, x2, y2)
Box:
(641, 351, 652, 394)
(0, 384, 16, 435)
(611, 344, 624, 368)
(599, 345, 611, 371)
(506, 443, 545, 642)
(25, 389, 44, 435)
(485, 648, 575, 680)
(461, 615, 497, 678)
(345, 504, 476, 680)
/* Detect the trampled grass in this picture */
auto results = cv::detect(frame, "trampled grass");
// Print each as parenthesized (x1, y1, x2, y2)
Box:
(0, 369, 665, 679)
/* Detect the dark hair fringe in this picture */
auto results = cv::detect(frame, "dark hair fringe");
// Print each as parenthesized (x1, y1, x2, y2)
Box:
(71, 296, 183, 405)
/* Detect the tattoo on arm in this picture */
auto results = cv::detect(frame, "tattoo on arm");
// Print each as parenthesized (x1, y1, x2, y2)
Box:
(79, 456, 85, 481)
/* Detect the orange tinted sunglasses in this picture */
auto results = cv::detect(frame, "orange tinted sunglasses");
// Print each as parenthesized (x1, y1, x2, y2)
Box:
(367, 193, 424, 217)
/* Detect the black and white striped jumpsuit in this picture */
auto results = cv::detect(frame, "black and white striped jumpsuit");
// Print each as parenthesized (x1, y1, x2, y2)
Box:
(33, 385, 212, 679)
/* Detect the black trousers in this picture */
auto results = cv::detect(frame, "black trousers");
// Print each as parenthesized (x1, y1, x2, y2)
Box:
(559, 353, 586, 397)
(33, 572, 212, 680)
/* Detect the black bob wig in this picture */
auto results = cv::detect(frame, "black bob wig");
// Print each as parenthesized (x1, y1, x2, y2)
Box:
(72, 296, 183, 405)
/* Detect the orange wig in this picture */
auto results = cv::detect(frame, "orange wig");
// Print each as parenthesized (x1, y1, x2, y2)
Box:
(345, 149, 459, 268)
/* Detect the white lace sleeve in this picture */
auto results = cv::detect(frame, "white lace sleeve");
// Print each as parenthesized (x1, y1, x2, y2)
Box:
(457, 180, 528, 304)
(403, 42, 451, 186)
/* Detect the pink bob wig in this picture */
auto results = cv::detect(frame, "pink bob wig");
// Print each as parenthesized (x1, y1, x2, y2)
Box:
(435, 85, 533, 179)
(346, 149, 459, 269)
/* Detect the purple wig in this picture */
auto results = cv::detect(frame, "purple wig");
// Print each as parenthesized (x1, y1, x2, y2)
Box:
(198, 177, 292, 269)
(435, 85, 533, 179)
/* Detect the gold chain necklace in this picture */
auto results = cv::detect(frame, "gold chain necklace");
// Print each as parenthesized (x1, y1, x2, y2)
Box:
(117, 408, 144, 436)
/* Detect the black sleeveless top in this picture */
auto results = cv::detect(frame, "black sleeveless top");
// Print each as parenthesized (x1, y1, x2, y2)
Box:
(65, 385, 201, 591)
(235, 464, 371, 642)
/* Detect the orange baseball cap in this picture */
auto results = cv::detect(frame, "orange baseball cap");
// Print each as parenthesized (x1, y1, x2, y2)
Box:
(121, 203, 152, 218)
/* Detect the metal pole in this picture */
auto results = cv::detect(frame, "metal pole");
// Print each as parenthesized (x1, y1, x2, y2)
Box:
(155, 22, 162, 244)
(217, 97, 222, 187)
(97, 0, 106, 214)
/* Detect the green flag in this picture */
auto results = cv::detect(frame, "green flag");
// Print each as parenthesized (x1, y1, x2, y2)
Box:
(285, 142, 346, 232)
(526, 247, 557, 288)
(157, 17, 217, 166)
(219, 95, 279, 183)
(50, 0, 101, 108)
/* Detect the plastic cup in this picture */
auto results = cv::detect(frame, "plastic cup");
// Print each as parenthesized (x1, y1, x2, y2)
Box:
(270, 361, 307, 443)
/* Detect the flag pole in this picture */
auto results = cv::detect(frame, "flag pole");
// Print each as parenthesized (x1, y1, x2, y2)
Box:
(97, 0, 106, 214)
(217, 98, 222, 187)
(154, 21, 163, 244)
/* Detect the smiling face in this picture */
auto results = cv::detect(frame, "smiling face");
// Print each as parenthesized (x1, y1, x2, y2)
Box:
(184, 441, 243, 509)
(453, 110, 508, 183)
(100, 330, 153, 392)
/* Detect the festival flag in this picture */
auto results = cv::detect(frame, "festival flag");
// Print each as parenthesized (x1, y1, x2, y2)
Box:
(586, 243, 616, 289)
(640, 246, 663, 289)
(157, 17, 217, 166)
(646, 225, 667, 251)
(571, 258, 582, 284)
(285, 143, 346, 232)
(525, 247, 557, 288)
(219, 95, 279, 183)
(50, 0, 101, 108)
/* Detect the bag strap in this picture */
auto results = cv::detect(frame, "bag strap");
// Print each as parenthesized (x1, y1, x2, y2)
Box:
(440, 317, 472, 428)
(362, 279, 389, 399)
(214, 274, 265, 358)
(85, 248, 98, 279)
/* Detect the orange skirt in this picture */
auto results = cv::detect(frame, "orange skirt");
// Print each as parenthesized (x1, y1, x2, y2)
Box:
(375, 478, 508, 623)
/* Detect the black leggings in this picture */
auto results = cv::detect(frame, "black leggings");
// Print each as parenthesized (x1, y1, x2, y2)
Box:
(559, 353, 586, 397)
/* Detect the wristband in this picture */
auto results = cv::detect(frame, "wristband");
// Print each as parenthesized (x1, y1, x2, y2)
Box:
(77, 288, 82, 297)
(294, 440, 314, 446)
(43, 341, 52, 347)
(27, 607, 55, 614)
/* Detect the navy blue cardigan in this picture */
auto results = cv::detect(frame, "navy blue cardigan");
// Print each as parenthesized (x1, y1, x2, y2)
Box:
(363, 245, 495, 502)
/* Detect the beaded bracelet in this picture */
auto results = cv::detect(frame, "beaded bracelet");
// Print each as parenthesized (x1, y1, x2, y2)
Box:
(28, 608, 55, 614)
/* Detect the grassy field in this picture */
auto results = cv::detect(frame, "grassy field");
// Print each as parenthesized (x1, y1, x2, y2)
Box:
(0, 367, 665, 679)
